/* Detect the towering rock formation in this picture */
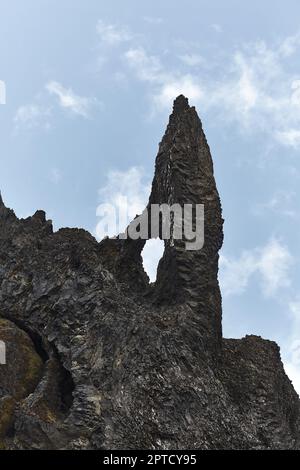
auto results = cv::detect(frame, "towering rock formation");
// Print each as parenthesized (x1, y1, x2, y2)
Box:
(0, 97, 299, 449)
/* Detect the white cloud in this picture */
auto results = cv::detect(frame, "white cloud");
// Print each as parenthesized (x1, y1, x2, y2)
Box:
(220, 238, 292, 298)
(233, 52, 258, 111)
(179, 54, 206, 67)
(124, 47, 203, 111)
(276, 129, 300, 148)
(95, 166, 150, 240)
(279, 31, 300, 57)
(97, 20, 132, 45)
(201, 40, 300, 144)
(46, 81, 96, 118)
(95, 167, 165, 282)
(14, 81, 97, 131)
(123, 32, 300, 148)
(259, 238, 292, 295)
(14, 104, 51, 130)
(153, 75, 203, 110)
(220, 251, 257, 297)
(124, 47, 163, 82)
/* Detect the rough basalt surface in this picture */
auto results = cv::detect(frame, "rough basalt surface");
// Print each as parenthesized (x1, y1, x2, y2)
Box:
(0, 96, 299, 449)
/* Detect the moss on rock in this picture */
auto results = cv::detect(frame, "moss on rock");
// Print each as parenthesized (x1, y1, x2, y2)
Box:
(0, 318, 43, 442)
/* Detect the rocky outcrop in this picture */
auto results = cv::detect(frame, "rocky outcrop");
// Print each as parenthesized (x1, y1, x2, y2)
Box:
(0, 96, 299, 449)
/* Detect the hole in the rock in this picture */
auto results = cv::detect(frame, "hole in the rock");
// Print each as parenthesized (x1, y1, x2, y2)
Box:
(142, 239, 165, 283)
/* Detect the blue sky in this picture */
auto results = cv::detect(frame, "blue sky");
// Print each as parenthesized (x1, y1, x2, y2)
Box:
(1, 0, 300, 391)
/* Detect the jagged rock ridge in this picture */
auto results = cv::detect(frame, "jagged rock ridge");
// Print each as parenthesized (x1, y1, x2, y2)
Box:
(0, 96, 299, 449)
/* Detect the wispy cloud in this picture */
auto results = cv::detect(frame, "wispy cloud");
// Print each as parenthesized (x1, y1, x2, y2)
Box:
(97, 20, 132, 45)
(14, 104, 51, 131)
(122, 31, 300, 148)
(95, 167, 164, 281)
(124, 47, 203, 112)
(14, 80, 98, 131)
(276, 129, 300, 148)
(46, 81, 97, 118)
(179, 53, 206, 67)
(95, 166, 150, 240)
(252, 190, 298, 219)
(153, 75, 203, 111)
(279, 31, 300, 57)
(220, 238, 292, 298)
(124, 47, 164, 82)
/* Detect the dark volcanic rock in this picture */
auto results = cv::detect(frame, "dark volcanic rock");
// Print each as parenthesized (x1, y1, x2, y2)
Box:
(0, 96, 299, 449)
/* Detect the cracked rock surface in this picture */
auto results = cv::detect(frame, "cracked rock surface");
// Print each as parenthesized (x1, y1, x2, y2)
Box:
(0, 95, 299, 449)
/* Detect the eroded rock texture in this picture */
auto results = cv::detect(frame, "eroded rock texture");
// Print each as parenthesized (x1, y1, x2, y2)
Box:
(0, 96, 299, 449)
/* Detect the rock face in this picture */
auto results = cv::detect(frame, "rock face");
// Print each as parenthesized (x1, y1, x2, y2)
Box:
(0, 96, 299, 449)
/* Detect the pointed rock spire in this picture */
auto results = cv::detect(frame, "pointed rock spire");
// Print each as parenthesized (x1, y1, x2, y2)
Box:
(148, 95, 224, 354)
(100, 96, 223, 356)
(172, 94, 190, 112)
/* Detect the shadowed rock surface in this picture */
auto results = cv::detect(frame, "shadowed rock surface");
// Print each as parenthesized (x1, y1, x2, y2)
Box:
(0, 96, 299, 449)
